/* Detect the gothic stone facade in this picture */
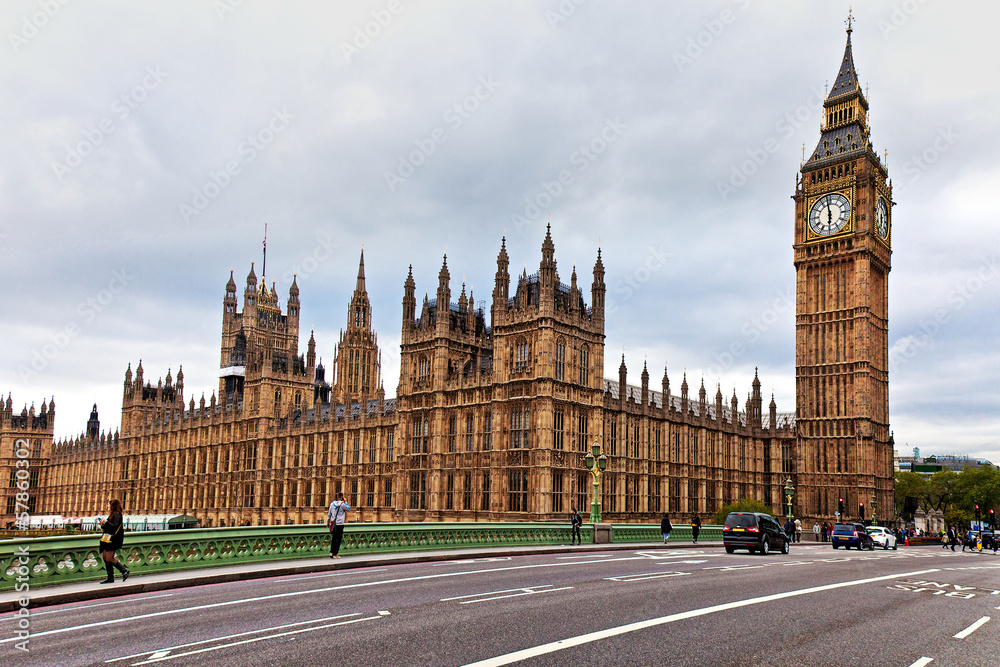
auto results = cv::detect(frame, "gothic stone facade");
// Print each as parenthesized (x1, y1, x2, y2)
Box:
(4, 26, 892, 528)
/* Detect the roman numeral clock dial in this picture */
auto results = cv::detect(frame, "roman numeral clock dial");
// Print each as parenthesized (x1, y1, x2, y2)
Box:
(808, 192, 851, 237)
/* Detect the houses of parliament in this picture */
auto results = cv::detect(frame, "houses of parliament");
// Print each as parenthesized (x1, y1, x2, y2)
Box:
(1, 23, 895, 528)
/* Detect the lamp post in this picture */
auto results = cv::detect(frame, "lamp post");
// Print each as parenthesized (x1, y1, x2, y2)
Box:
(783, 478, 794, 521)
(871, 495, 877, 526)
(583, 441, 608, 524)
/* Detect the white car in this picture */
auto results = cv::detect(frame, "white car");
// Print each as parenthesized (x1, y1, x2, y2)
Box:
(866, 526, 898, 550)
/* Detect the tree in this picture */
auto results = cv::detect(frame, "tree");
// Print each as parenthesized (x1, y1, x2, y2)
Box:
(894, 471, 928, 517)
(953, 465, 1000, 518)
(712, 498, 776, 525)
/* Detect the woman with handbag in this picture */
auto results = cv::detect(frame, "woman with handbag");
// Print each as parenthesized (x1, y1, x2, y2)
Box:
(98, 498, 130, 584)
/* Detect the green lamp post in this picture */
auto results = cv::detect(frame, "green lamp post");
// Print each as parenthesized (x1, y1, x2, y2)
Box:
(583, 441, 608, 524)
(871, 495, 877, 526)
(783, 478, 794, 520)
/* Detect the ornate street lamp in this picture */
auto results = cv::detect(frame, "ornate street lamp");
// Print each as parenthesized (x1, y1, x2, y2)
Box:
(583, 441, 608, 524)
(871, 495, 877, 526)
(783, 478, 794, 520)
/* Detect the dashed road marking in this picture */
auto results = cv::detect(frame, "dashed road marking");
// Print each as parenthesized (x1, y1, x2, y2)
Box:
(605, 571, 691, 582)
(106, 613, 363, 663)
(460, 568, 941, 667)
(953, 616, 990, 639)
(441, 585, 573, 604)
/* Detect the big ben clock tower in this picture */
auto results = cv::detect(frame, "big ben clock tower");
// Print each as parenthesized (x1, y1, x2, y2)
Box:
(793, 16, 894, 521)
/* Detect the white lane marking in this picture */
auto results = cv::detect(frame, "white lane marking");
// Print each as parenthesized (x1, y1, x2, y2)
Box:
(442, 585, 573, 604)
(660, 560, 707, 565)
(131, 615, 382, 665)
(907, 658, 933, 666)
(147, 652, 170, 660)
(459, 568, 941, 667)
(277, 571, 352, 582)
(556, 554, 614, 560)
(378, 610, 390, 616)
(105, 613, 362, 662)
(953, 616, 990, 639)
(605, 572, 690, 582)
(0, 556, 646, 644)
(5, 594, 174, 618)
(434, 557, 512, 566)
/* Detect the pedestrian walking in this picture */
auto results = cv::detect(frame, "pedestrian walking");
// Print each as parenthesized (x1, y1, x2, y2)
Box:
(570, 507, 583, 545)
(784, 518, 795, 542)
(660, 513, 672, 544)
(691, 515, 701, 544)
(327, 492, 350, 558)
(98, 498, 130, 584)
(794, 517, 802, 543)
(947, 525, 957, 551)
(812, 523, 820, 542)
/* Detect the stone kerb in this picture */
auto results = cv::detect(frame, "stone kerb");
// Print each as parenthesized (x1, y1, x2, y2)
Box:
(0, 522, 587, 590)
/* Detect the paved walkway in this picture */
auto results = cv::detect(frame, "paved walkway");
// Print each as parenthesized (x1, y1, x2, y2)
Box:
(0, 541, 713, 613)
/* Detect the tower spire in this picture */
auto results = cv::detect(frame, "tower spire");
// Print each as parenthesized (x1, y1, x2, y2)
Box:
(262, 222, 267, 279)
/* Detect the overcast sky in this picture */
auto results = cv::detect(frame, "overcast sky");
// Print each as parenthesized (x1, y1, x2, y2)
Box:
(2, 1, 997, 462)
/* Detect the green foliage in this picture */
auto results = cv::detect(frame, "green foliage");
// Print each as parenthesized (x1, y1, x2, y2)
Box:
(712, 498, 776, 525)
(894, 465, 1000, 527)
(894, 471, 928, 515)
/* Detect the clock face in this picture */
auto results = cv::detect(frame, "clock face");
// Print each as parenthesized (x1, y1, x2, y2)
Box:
(809, 192, 852, 236)
(876, 196, 889, 239)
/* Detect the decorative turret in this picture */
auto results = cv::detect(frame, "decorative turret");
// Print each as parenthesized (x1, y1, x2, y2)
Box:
(539, 223, 557, 290)
(437, 254, 451, 309)
(224, 270, 238, 316)
(403, 264, 417, 325)
(591, 248, 605, 317)
(618, 354, 627, 404)
(306, 330, 316, 369)
(749, 367, 763, 428)
(86, 404, 100, 440)
(680, 372, 689, 413)
(662, 365, 670, 410)
(287, 274, 300, 319)
(769, 392, 778, 430)
(493, 237, 510, 315)
(715, 383, 724, 420)
(640, 360, 649, 407)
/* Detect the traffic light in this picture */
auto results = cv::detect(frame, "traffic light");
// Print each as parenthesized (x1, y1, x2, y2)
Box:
(838, 498, 845, 515)
(990, 509, 995, 529)
(975, 504, 981, 523)
(859, 501, 865, 520)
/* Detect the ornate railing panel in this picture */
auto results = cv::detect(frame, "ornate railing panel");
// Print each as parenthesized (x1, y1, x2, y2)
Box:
(611, 524, 722, 543)
(0, 522, 595, 590)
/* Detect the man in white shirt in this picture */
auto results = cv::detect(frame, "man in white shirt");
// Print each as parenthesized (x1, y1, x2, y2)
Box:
(327, 492, 350, 558)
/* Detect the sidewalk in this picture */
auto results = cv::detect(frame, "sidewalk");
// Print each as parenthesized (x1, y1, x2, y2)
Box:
(0, 541, 710, 613)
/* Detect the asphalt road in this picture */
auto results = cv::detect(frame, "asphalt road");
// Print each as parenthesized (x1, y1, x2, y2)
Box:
(2, 544, 999, 666)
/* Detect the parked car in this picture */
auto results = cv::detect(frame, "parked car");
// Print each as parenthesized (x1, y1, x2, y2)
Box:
(832, 522, 875, 550)
(722, 511, 790, 555)
(866, 526, 897, 550)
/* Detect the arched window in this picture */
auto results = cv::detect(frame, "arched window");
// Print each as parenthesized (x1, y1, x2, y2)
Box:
(418, 355, 429, 381)
(578, 346, 590, 386)
(515, 338, 529, 371)
(555, 339, 566, 381)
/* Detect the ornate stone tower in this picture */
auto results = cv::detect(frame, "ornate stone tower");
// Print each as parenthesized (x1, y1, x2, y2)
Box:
(793, 18, 894, 520)
(333, 250, 383, 404)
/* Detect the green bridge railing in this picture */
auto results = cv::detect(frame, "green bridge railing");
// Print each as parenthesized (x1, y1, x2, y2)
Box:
(1, 522, 720, 590)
